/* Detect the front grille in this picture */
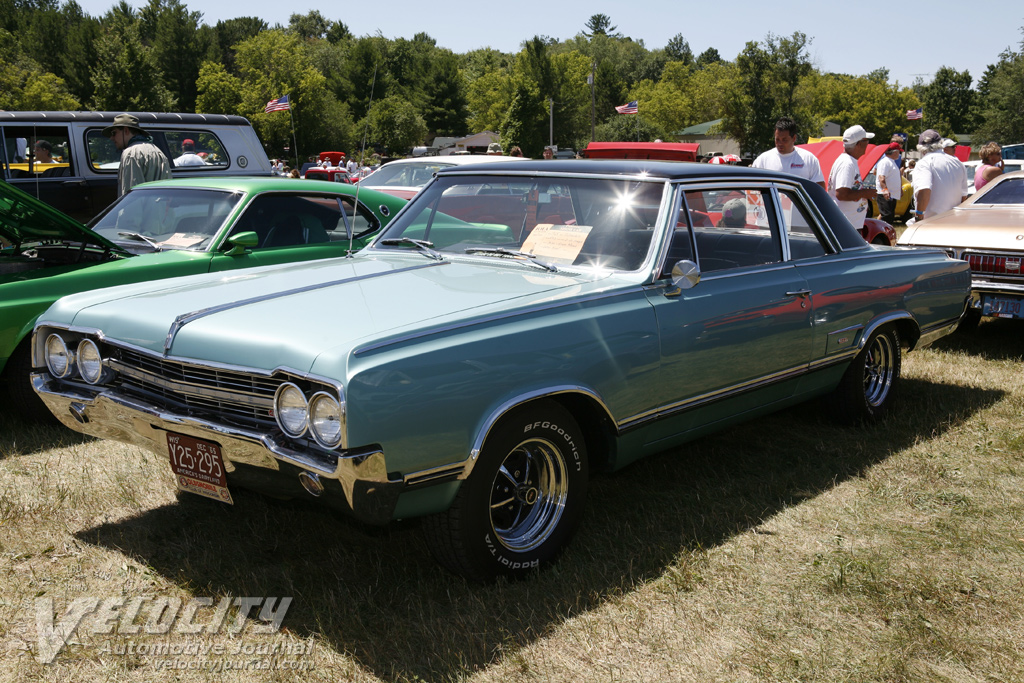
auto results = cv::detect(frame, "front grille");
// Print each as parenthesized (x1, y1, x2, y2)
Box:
(965, 252, 1024, 277)
(109, 347, 280, 429)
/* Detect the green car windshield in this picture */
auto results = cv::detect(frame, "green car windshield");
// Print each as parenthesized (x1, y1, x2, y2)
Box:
(375, 174, 666, 271)
(91, 188, 243, 251)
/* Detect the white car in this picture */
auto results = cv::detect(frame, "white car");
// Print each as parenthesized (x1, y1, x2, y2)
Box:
(358, 155, 529, 199)
(963, 159, 1024, 195)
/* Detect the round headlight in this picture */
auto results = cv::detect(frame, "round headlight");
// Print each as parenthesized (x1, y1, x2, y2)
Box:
(45, 334, 75, 379)
(274, 383, 308, 437)
(76, 339, 105, 384)
(308, 392, 343, 449)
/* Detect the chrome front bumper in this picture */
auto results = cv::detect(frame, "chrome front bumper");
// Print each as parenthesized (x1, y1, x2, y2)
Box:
(32, 373, 403, 524)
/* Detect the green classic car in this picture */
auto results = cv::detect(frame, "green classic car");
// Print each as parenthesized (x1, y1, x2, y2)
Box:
(32, 160, 970, 580)
(0, 177, 406, 417)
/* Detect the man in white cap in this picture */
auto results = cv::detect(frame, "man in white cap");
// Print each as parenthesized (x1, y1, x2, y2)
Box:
(941, 138, 970, 201)
(827, 124, 876, 230)
(102, 113, 171, 195)
(912, 129, 966, 219)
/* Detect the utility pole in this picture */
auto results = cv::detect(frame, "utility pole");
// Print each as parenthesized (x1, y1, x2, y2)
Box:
(549, 98, 554, 148)
(589, 62, 596, 141)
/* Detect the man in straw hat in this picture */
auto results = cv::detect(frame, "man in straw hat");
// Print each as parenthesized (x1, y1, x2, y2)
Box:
(102, 113, 171, 196)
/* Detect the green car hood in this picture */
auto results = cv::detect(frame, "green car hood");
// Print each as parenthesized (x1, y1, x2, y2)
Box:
(0, 180, 125, 253)
(43, 253, 612, 373)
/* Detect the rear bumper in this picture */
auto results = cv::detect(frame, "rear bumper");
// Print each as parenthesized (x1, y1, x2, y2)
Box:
(32, 373, 403, 524)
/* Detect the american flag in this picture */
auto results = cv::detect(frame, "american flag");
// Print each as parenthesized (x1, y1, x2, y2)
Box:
(615, 101, 638, 115)
(265, 95, 291, 113)
(906, 108, 923, 120)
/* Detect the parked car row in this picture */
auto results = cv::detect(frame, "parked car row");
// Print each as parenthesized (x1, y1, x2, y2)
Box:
(0, 178, 407, 417)
(26, 160, 971, 580)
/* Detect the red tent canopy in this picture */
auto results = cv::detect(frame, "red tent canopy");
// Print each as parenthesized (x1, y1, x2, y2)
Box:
(583, 142, 700, 162)
(798, 140, 888, 180)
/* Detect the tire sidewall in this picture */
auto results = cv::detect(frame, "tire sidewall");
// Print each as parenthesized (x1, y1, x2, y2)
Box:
(852, 327, 901, 421)
(461, 401, 589, 578)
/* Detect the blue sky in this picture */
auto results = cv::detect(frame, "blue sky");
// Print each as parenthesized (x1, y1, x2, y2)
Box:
(76, 0, 1023, 88)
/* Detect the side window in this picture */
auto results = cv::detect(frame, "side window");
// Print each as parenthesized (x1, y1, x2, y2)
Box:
(164, 130, 228, 169)
(86, 130, 121, 171)
(685, 188, 782, 273)
(228, 194, 367, 249)
(1, 126, 73, 179)
(778, 189, 828, 259)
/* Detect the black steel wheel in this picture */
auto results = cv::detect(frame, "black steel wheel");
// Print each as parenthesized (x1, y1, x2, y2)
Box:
(424, 400, 588, 580)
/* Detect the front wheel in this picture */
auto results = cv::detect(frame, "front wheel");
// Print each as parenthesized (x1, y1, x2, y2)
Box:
(831, 327, 901, 424)
(424, 400, 589, 581)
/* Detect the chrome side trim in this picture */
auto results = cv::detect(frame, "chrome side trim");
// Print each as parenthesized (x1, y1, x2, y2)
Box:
(618, 363, 808, 431)
(353, 288, 639, 356)
(403, 463, 468, 488)
(164, 261, 446, 354)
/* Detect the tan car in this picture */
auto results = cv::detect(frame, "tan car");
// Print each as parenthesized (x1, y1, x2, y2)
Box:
(897, 169, 1024, 327)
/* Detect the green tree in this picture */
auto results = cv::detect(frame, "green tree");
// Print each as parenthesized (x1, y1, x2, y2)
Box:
(971, 45, 1024, 144)
(665, 33, 693, 65)
(422, 49, 469, 137)
(921, 66, 975, 135)
(0, 28, 81, 110)
(364, 95, 427, 153)
(90, 7, 176, 111)
(584, 13, 617, 37)
(694, 48, 722, 70)
(195, 60, 240, 113)
(211, 17, 266, 74)
(594, 112, 665, 142)
(140, 0, 204, 111)
(287, 10, 329, 40)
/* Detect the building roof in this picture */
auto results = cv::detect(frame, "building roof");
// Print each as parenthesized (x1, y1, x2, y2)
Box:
(674, 119, 724, 136)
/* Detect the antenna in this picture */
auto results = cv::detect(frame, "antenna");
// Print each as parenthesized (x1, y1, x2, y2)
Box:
(348, 64, 378, 258)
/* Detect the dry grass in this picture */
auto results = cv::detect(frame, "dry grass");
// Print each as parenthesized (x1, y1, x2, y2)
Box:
(1, 319, 1022, 682)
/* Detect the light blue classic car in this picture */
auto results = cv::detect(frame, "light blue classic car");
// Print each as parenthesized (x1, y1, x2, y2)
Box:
(32, 160, 970, 580)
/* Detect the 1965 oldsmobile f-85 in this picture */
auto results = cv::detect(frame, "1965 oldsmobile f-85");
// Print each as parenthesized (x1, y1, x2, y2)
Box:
(32, 160, 970, 580)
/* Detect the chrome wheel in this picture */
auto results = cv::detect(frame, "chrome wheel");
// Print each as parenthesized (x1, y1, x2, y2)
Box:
(863, 332, 896, 407)
(489, 437, 569, 552)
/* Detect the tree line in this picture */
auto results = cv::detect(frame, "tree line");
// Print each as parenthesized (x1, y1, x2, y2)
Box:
(3, 3, 1023, 160)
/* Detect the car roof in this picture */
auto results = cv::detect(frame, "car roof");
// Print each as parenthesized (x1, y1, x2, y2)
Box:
(433, 158, 792, 181)
(130, 176, 404, 203)
(379, 155, 531, 167)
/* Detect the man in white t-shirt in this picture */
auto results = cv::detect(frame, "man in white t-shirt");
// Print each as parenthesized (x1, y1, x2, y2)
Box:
(874, 142, 903, 224)
(827, 125, 876, 230)
(912, 129, 967, 220)
(751, 117, 825, 188)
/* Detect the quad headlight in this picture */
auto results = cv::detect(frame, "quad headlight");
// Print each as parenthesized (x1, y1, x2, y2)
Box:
(76, 339, 106, 384)
(274, 382, 309, 437)
(308, 392, 343, 449)
(44, 334, 75, 379)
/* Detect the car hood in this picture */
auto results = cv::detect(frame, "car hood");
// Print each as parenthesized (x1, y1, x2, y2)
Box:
(44, 253, 615, 373)
(898, 206, 1024, 250)
(0, 180, 125, 253)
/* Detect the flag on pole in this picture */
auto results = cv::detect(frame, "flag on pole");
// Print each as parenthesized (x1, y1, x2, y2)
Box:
(265, 95, 291, 113)
(615, 101, 638, 114)
(906, 108, 923, 120)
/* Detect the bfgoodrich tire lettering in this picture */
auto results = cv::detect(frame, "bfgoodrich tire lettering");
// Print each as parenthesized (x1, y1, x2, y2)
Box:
(424, 400, 589, 580)
(832, 327, 901, 423)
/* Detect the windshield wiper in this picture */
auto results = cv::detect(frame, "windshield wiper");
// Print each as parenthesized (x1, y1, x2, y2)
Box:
(117, 231, 163, 252)
(464, 247, 558, 272)
(379, 237, 445, 261)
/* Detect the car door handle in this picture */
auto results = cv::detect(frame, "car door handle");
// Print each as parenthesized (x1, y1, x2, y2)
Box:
(785, 289, 812, 299)
(62, 179, 86, 186)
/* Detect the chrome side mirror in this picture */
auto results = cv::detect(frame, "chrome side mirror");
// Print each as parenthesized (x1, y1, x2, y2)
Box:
(670, 259, 700, 290)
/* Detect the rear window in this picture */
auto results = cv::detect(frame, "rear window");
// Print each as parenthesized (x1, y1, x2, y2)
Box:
(85, 129, 229, 172)
(975, 177, 1024, 205)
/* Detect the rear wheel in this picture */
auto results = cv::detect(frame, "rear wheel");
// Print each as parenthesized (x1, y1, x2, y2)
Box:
(831, 327, 901, 424)
(424, 400, 588, 581)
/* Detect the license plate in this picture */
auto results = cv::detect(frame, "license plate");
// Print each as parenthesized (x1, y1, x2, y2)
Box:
(167, 432, 233, 504)
(981, 295, 1023, 319)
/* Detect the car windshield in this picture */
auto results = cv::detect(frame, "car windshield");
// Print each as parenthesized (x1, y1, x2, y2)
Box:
(362, 161, 454, 188)
(975, 177, 1024, 205)
(91, 188, 242, 251)
(374, 174, 666, 271)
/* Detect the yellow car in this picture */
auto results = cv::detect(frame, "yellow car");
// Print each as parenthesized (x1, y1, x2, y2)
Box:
(865, 171, 913, 221)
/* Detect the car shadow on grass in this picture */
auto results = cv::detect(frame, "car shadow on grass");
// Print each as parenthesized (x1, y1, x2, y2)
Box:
(934, 318, 1024, 361)
(74, 377, 1003, 682)
(0, 413, 93, 458)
